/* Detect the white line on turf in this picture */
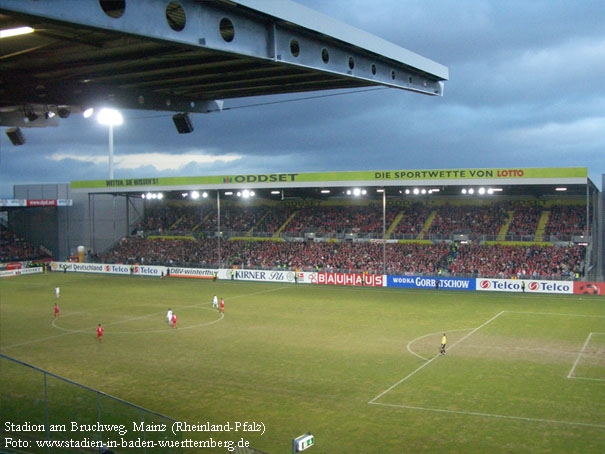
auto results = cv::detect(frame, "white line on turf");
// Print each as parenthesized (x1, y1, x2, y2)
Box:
(568, 332, 594, 379)
(406, 328, 473, 361)
(505, 311, 605, 318)
(1, 285, 290, 350)
(369, 311, 505, 403)
(568, 376, 605, 383)
(368, 401, 605, 429)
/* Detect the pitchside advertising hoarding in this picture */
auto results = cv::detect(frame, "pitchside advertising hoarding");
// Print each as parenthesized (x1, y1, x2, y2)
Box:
(574, 282, 605, 296)
(310, 273, 385, 286)
(476, 278, 573, 294)
(388, 275, 476, 290)
(47, 263, 603, 295)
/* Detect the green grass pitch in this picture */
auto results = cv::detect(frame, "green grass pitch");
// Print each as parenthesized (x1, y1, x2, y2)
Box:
(1, 273, 604, 453)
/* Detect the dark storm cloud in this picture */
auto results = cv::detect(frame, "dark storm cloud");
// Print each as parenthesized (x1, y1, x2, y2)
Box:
(1, 0, 604, 196)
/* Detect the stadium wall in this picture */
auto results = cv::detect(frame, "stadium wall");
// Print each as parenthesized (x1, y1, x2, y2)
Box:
(11, 184, 144, 260)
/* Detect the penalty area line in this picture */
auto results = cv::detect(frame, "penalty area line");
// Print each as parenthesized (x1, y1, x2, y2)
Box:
(369, 311, 505, 404)
(368, 402, 605, 429)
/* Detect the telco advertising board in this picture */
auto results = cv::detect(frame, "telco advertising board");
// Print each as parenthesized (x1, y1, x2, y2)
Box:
(388, 275, 475, 291)
(476, 278, 573, 294)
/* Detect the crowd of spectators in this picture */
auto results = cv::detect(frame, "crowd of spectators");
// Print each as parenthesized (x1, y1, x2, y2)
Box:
(391, 204, 430, 236)
(102, 236, 585, 280)
(544, 205, 590, 237)
(506, 201, 542, 236)
(427, 203, 508, 235)
(449, 243, 585, 278)
(135, 201, 588, 241)
(0, 227, 51, 262)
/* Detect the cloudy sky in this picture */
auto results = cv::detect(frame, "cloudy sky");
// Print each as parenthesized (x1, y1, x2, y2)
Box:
(1, 0, 604, 197)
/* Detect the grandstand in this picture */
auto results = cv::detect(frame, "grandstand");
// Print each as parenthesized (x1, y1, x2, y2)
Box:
(2, 167, 603, 281)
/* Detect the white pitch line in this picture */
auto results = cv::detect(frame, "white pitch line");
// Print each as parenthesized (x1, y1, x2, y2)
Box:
(505, 311, 605, 319)
(406, 328, 473, 362)
(569, 376, 605, 383)
(369, 401, 605, 429)
(568, 332, 594, 379)
(369, 311, 505, 403)
(0, 285, 290, 350)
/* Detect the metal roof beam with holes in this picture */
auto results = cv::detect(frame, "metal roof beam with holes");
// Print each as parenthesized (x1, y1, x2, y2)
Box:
(0, 0, 448, 117)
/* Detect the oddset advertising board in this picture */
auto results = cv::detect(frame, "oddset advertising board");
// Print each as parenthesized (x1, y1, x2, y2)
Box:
(476, 278, 573, 294)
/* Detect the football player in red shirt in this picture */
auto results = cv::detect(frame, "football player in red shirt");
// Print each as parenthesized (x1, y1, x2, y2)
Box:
(97, 324, 104, 343)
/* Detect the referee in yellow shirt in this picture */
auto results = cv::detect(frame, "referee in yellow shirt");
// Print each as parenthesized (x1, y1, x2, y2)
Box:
(440, 333, 447, 355)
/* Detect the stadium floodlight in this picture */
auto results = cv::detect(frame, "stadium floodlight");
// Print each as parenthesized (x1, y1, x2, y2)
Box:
(405, 189, 410, 195)
(241, 190, 251, 198)
(97, 108, 123, 180)
(352, 188, 361, 196)
(421, 189, 427, 194)
(182, 193, 188, 198)
(461, 189, 467, 194)
(413, 188, 420, 195)
(271, 190, 281, 195)
(224, 191, 233, 195)
(376, 189, 384, 193)
(556, 187, 567, 191)
(202, 191, 208, 198)
(82, 107, 94, 119)
(157, 193, 163, 200)
(321, 189, 331, 194)
(0, 26, 34, 39)
(468, 188, 475, 194)
(478, 187, 486, 195)
(191, 191, 200, 199)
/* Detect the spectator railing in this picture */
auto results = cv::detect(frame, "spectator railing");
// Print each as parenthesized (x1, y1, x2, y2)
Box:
(0, 354, 182, 454)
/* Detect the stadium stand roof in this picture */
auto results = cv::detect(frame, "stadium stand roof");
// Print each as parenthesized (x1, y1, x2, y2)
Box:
(0, 0, 448, 128)
(69, 167, 595, 198)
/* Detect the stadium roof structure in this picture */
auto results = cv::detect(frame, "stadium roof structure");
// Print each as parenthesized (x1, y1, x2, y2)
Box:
(0, 0, 448, 127)
(70, 167, 596, 199)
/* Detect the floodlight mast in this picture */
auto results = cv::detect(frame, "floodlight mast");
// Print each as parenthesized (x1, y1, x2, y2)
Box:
(97, 108, 123, 180)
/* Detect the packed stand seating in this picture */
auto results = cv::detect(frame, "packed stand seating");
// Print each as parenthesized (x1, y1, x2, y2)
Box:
(251, 206, 297, 234)
(102, 234, 585, 280)
(506, 201, 542, 237)
(449, 243, 585, 279)
(102, 236, 218, 266)
(391, 203, 431, 237)
(135, 205, 191, 233)
(0, 227, 51, 262)
(284, 204, 392, 236)
(221, 240, 450, 274)
(544, 205, 590, 238)
(196, 205, 269, 234)
(427, 203, 508, 236)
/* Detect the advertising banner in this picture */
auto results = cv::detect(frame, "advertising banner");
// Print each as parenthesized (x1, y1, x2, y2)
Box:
(388, 275, 475, 291)
(169, 267, 214, 279)
(133, 265, 166, 277)
(0, 267, 42, 278)
(310, 272, 385, 287)
(574, 282, 605, 296)
(476, 278, 573, 294)
(227, 269, 300, 283)
(52, 262, 132, 275)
